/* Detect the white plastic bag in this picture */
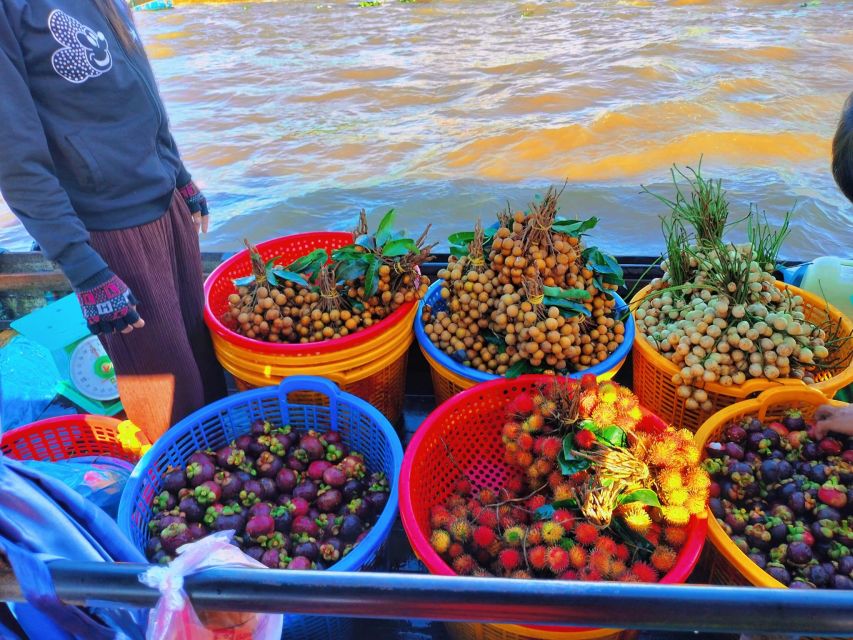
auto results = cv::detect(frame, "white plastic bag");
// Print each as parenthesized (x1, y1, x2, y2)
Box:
(140, 531, 283, 640)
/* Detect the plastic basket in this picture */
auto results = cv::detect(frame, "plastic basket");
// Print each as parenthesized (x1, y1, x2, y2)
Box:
(693, 387, 850, 640)
(415, 281, 635, 405)
(118, 376, 404, 640)
(631, 282, 853, 432)
(400, 375, 707, 640)
(203, 231, 418, 363)
(0, 414, 149, 463)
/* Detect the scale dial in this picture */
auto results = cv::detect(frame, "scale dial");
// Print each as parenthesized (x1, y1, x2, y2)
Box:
(69, 335, 119, 401)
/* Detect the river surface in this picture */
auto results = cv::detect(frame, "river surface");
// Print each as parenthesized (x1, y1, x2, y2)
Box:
(1, 0, 851, 259)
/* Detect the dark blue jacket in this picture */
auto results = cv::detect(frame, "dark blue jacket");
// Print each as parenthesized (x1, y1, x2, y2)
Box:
(0, 0, 191, 286)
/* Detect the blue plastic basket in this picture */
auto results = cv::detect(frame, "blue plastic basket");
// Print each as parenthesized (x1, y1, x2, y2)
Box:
(118, 376, 403, 640)
(415, 279, 636, 385)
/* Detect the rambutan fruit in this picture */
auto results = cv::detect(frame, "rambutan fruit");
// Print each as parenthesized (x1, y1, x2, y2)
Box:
(510, 569, 532, 580)
(615, 386, 638, 410)
(505, 475, 525, 496)
(664, 525, 688, 548)
(503, 526, 525, 547)
(552, 509, 574, 531)
(523, 413, 545, 434)
(449, 519, 471, 543)
(650, 545, 677, 573)
(635, 414, 666, 435)
(580, 373, 597, 391)
(589, 549, 611, 576)
(430, 529, 451, 554)
(456, 477, 473, 496)
(502, 421, 522, 442)
(665, 488, 690, 507)
(547, 547, 571, 574)
(645, 523, 662, 547)
(452, 554, 476, 575)
(608, 560, 627, 579)
(430, 506, 452, 529)
(446, 494, 465, 509)
(574, 429, 597, 450)
(528, 545, 549, 571)
(499, 514, 517, 530)
(559, 570, 579, 581)
(591, 404, 617, 428)
(451, 505, 468, 519)
(661, 505, 690, 527)
(574, 522, 599, 546)
(569, 470, 589, 485)
(658, 469, 683, 493)
(581, 568, 604, 582)
(598, 382, 618, 405)
(553, 483, 574, 502)
(579, 393, 599, 416)
(498, 548, 522, 572)
(508, 393, 534, 415)
(526, 494, 547, 512)
(526, 523, 544, 546)
(594, 535, 617, 557)
(504, 450, 518, 466)
(473, 525, 497, 548)
(632, 561, 660, 583)
(620, 574, 642, 583)
(534, 458, 553, 477)
(568, 545, 588, 570)
(477, 488, 497, 505)
(685, 469, 710, 493)
(448, 543, 465, 559)
(510, 506, 529, 525)
(472, 567, 491, 578)
(516, 451, 534, 468)
(541, 522, 565, 545)
(684, 497, 706, 516)
(548, 471, 565, 489)
(614, 544, 630, 563)
(537, 436, 562, 460)
(517, 432, 535, 452)
(622, 505, 652, 535)
(649, 440, 677, 467)
(477, 508, 499, 529)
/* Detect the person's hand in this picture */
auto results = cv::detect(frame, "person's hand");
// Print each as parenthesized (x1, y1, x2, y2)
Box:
(75, 269, 145, 335)
(178, 180, 210, 234)
(812, 404, 853, 439)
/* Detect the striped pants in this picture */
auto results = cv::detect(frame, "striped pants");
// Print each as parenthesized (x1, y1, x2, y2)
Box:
(90, 191, 226, 442)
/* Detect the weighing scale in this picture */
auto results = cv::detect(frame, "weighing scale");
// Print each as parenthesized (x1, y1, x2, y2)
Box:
(10, 294, 123, 416)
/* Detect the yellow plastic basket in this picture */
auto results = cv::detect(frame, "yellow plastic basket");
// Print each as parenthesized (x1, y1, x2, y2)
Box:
(694, 387, 850, 640)
(631, 282, 853, 432)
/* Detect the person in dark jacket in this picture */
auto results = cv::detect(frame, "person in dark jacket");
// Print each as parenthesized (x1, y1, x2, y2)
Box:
(831, 91, 853, 204)
(0, 0, 226, 440)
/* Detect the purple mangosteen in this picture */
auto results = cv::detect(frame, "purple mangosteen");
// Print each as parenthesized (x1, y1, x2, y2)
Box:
(838, 556, 853, 577)
(256, 451, 283, 478)
(806, 563, 831, 587)
(240, 480, 263, 507)
(747, 552, 767, 570)
(271, 506, 292, 533)
(258, 477, 278, 501)
(216, 444, 246, 470)
(160, 523, 194, 555)
(244, 546, 265, 562)
(153, 491, 177, 513)
(247, 434, 272, 458)
(187, 522, 208, 540)
(250, 419, 271, 437)
(235, 434, 253, 451)
(245, 514, 275, 538)
(299, 433, 325, 461)
(340, 514, 363, 541)
(725, 425, 747, 443)
(261, 548, 282, 569)
(293, 541, 319, 561)
(342, 478, 366, 502)
(146, 536, 164, 557)
(725, 442, 745, 461)
(322, 466, 347, 488)
(215, 470, 243, 501)
(766, 563, 791, 586)
(286, 450, 309, 471)
(832, 575, 853, 590)
(162, 467, 187, 493)
(287, 556, 313, 571)
(275, 468, 299, 493)
(709, 498, 725, 519)
(292, 515, 321, 538)
(316, 488, 343, 513)
(194, 481, 222, 506)
(248, 502, 273, 519)
(365, 491, 389, 515)
(787, 541, 813, 565)
(289, 497, 310, 517)
(188, 450, 216, 466)
(186, 458, 215, 487)
(293, 480, 318, 503)
(179, 496, 206, 523)
(307, 460, 333, 481)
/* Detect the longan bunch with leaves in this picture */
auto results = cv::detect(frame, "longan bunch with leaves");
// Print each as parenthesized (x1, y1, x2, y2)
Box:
(424, 186, 627, 376)
(223, 210, 432, 344)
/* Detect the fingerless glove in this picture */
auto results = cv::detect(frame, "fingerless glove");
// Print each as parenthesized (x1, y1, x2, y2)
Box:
(75, 269, 140, 335)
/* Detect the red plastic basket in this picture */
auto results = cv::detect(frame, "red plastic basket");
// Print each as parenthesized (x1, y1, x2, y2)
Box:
(203, 231, 418, 358)
(400, 375, 707, 640)
(0, 414, 148, 463)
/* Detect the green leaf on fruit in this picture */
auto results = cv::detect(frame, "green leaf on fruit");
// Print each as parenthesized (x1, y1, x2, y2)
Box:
(542, 286, 591, 300)
(375, 209, 396, 246)
(505, 359, 536, 379)
(382, 238, 418, 257)
(618, 489, 661, 507)
(552, 217, 599, 237)
(287, 249, 328, 280)
(534, 505, 555, 521)
(448, 231, 475, 246)
(270, 269, 309, 287)
(544, 297, 591, 317)
(558, 449, 590, 475)
(233, 275, 256, 287)
(363, 254, 381, 297)
(552, 499, 575, 509)
(355, 234, 376, 251)
(449, 245, 470, 258)
(562, 434, 575, 459)
(592, 277, 615, 299)
(597, 425, 627, 448)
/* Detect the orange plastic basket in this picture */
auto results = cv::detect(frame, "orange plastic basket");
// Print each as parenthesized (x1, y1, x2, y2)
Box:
(400, 375, 707, 640)
(203, 231, 419, 422)
(631, 282, 853, 432)
(693, 387, 850, 640)
(0, 414, 150, 463)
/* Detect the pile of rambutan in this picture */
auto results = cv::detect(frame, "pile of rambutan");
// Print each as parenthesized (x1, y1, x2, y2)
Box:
(428, 375, 709, 583)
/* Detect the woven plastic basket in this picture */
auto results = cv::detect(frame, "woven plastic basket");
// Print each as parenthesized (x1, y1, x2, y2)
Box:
(0, 414, 149, 463)
(693, 387, 851, 640)
(631, 282, 853, 432)
(400, 375, 707, 640)
(203, 231, 419, 423)
(118, 376, 404, 640)
(415, 281, 635, 405)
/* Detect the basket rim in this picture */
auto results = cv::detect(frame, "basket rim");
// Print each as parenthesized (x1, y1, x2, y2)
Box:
(203, 231, 417, 356)
(630, 281, 853, 396)
(693, 386, 848, 589)
(414, 280, 635, 383)
(117, 379, 404, 573)
(1, 414, 125, 457)
(400, 375, 707, 633)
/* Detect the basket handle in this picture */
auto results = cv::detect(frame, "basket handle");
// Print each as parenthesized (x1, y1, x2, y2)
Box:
(753, 386, 839, 422)
(277, 376, 340, 426)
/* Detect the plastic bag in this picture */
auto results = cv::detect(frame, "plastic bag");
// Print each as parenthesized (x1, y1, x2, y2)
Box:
(0, 335, 61, 432)
(140, 531, 283, 640)
(20, 456, 132, 518)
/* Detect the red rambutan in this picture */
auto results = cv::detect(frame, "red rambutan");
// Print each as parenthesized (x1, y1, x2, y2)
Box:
(631, 561, 659, 583)
(452, 554, 476, 575)
(448, 543, 465, 559)
(580, 373, 597, 391)
(510, 506, 530, 525)
(473, 525, 497, 548)
(589, 550, 611, 577)
(517, 432, 535, 452)
(526, 494, 547, 511)
(579, 393, 599, 416)
(581, 568, 603, 582)
(451, 505, 468, 519)
(574, 522, 599, 546)
(505, 475, 525, 496)
(553, 482, 574, 502)
(498, 548, 522, 572)
(534, 458, 553, 476)
(594, 535, 617, 557)
(503, 450, 518, 466)
(430, 506, 452, 529)
(547, 547, 571, 574)
(516, 451, 534, 468)
(568, 545, 588, 570)
(477, 488, 496, 505)
(477, 508, 499, 529)
(608, 560, 627, 579)
(502, 421, 522, 442)
(664, 525, 688, 548)
(645, 523, 662, 547)
(510, 569, 532, 580)
(548, 471, 565, 489)
(528, 545, 549, 571)
(569, 470, 589, 485)
(651, 545, 677, 574)
(526, 523, 544, 546)
(508, 393, 534, 415)
(614, 544, 630, 563)
(574, 429, 597, 449)
(456, 477, 473, 496)
(559, 570, 579, 581)
(552, 509, 574, 531)
(635, 414, 666, 435)
(537, 436, 563, 460)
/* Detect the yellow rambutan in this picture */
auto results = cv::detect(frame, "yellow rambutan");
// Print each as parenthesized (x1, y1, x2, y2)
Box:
(598, 382, 618, 405)
(649, 440, 677, 467)
(430, 529, 451, 554)
(684, 497, 707, 516)
(660, 505, 690, 527)
(591, 404, 618, 428)
(658, 469, 683, 493)
(579, 392, 599, 416)
(622, 504, 652, 535)
(541, 522, 565, 545)
(665, 488, 690, 507)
